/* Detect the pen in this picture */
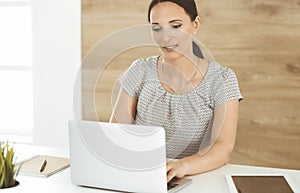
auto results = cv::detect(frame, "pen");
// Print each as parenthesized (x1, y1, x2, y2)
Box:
(39, 158, 47, 173)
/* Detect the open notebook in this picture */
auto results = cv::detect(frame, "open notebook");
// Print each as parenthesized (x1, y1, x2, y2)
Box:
(16, 155, 70, 178)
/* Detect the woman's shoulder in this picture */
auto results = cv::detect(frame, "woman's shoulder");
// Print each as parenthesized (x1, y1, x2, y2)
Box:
(208, 61, 238, 81)
(145, 55, 159, 63)
(131, 55, 158, 64)
(207, 61, 243, 104)
(129, 55, 158, 70)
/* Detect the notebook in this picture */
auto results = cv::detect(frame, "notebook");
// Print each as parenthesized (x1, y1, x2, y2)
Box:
(17, 155, 70, 177)
(68, 120, 192, 193)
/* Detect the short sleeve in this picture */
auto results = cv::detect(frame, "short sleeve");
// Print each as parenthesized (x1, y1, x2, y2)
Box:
(213, 68, 243, 105)
(119, 59, 146, 99)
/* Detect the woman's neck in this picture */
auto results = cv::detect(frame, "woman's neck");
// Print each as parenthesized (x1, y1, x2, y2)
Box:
(162, 55, 200, 79)
(157, 54, 209, 94)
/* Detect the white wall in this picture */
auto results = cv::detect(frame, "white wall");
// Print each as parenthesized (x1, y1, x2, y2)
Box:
(32, 0, 81, 148)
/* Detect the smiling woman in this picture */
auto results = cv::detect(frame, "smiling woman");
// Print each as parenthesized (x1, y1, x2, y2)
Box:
(109, 0, 243, 182)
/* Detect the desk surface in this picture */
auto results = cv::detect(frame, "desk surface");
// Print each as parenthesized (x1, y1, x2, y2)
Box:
(15, 144, 300, 193)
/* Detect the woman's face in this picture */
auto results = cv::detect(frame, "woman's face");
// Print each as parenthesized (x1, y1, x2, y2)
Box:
(149, 2, 199, 61)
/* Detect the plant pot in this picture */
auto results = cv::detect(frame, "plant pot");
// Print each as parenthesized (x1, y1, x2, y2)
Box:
(0, 181, 20, 193)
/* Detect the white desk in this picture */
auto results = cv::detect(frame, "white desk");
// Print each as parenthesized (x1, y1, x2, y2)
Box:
(15, 144, 300, 193)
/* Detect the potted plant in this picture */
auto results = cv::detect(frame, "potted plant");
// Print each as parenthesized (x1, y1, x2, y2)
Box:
(0, 142, 20, 192)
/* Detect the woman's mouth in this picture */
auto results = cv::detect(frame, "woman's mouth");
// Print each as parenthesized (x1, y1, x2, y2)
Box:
(162, 44, 178, 51)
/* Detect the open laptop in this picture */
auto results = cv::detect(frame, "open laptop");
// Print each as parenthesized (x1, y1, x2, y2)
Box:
(69, 120, 192, 193)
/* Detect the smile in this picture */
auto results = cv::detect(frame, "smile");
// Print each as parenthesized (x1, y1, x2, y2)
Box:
(162, 44, 178, 49)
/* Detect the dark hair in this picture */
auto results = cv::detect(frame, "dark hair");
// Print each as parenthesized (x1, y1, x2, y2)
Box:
(147, 0, 198, 22)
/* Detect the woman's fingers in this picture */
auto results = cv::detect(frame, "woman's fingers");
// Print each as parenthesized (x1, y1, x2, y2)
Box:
(166, 162, 180, 182)
(166, 160, 190, 182)
(167, 169, 177, 182)
(167, 162, 173, 172)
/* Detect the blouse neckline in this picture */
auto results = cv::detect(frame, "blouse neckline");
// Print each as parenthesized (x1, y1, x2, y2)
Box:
(152, 55, 212, 97)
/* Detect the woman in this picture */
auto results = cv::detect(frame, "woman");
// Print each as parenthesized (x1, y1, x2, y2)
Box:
(110, 0, 243, 182)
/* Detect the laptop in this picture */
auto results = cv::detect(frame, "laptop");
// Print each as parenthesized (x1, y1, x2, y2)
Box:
(68, 120, 192, 193)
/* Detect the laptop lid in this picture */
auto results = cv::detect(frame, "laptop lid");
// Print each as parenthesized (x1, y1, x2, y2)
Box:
(69, 120, 169, 193)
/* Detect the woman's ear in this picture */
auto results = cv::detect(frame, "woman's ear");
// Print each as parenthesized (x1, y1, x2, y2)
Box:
(193, 16, 201, 35)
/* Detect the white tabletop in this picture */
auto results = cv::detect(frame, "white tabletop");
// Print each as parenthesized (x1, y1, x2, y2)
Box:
(14, 144, 300, 193)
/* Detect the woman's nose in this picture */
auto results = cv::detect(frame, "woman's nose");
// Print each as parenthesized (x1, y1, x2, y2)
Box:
(161, 27, 173, 44)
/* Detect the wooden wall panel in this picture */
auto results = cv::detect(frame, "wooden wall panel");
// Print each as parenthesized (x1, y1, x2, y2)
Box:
(82, 0, 300, 169)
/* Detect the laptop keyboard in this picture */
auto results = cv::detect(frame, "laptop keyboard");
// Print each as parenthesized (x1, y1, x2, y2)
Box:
(167, 182, 179, 190)
(167, 179, 180, 190)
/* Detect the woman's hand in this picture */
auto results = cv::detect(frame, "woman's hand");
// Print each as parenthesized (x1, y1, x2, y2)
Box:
(166, 159, 190, 182)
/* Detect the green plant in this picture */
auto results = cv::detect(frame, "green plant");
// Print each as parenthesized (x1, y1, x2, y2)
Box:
(0, 142, 19, 188)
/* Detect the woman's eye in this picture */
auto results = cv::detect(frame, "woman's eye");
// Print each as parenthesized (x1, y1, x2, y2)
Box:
(172, 24, 182, 29)
(152, 26, 162, 32)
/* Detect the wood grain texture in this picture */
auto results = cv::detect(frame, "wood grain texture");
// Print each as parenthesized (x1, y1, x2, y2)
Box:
(82, 0, 300, 169)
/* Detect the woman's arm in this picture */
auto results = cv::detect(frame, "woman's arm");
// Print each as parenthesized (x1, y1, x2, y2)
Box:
(167, 99, 239, 182)
(110, 88, 137, 124)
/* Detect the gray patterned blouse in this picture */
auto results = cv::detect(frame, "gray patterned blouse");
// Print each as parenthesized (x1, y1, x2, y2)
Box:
(119, 56, 243, 159)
